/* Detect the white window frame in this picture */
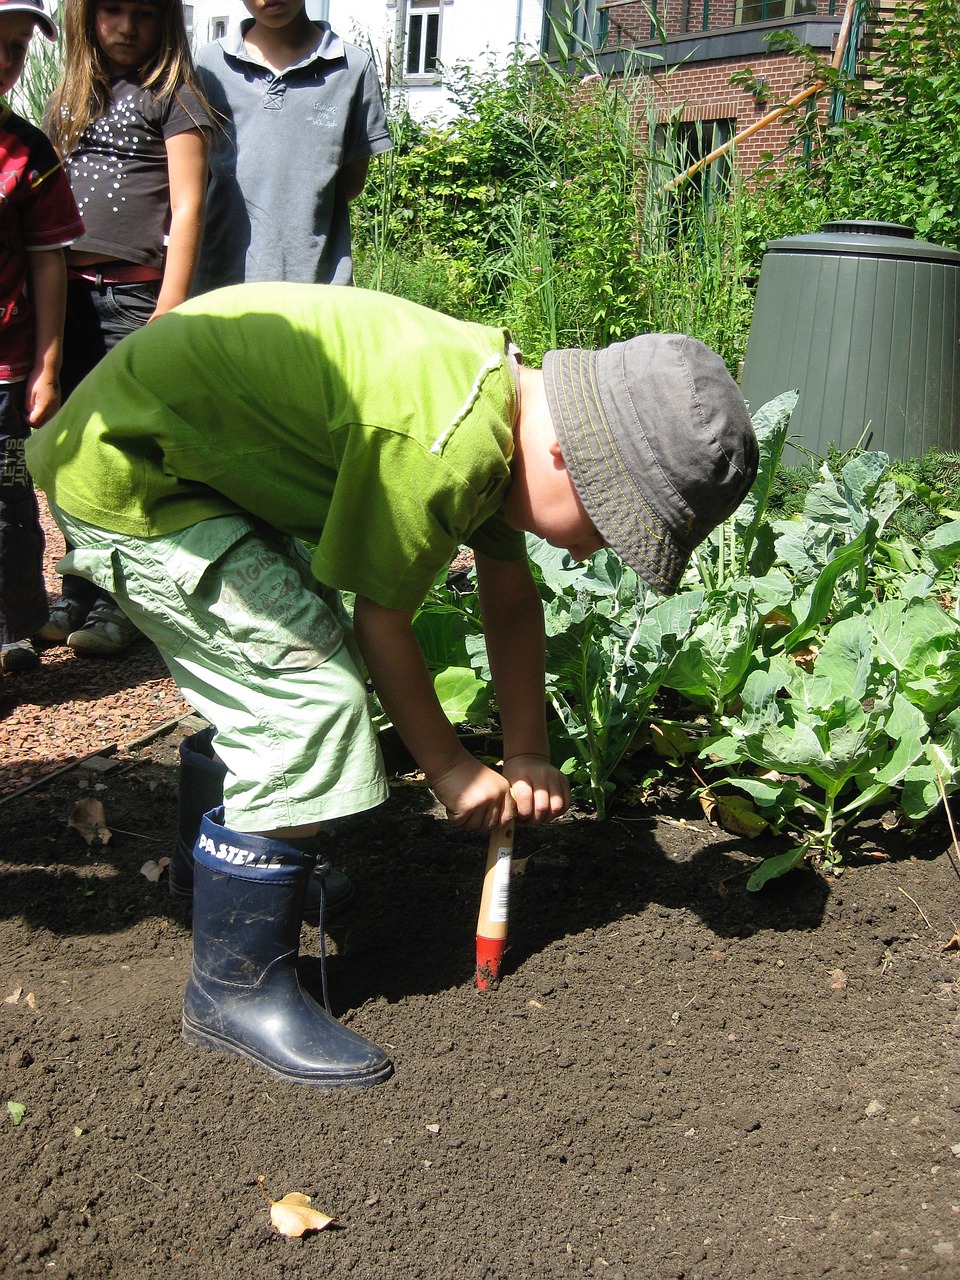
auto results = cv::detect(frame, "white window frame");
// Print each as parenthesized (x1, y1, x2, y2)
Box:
(405, 0, 443, 82)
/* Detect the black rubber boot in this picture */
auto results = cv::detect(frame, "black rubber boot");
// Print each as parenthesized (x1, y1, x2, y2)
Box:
(170, 728, 226, 899)
(170, 726, 354, 919)
(181, 808, 393, 1089)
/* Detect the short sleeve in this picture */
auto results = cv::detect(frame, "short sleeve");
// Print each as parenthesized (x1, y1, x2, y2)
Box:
(466, 512, 527, 563)
(162, 83, 213, 139)
(25, 144, 84, 250)
(311, 424, 513, 611)
(344, 55, 393, 164)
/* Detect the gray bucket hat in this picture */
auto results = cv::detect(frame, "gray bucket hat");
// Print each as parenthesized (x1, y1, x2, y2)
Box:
(0, 0, 58, 38)
(543, 333, 758, 595)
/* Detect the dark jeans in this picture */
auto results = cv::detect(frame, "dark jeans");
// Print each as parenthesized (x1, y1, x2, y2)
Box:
(0, 382, 47, 645)
(59, 278, 160, 610)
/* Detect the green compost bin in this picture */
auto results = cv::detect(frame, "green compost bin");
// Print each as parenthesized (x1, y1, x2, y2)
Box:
(740, 220, 960, 460)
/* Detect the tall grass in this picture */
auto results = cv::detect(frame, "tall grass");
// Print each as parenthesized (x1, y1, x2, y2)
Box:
(353, 34, 766, 372)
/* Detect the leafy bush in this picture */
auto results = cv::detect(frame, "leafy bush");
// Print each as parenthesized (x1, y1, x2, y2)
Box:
(818, 0, 960, 248)
(411, 394, 960, 886)
(353, 46, 763, 370)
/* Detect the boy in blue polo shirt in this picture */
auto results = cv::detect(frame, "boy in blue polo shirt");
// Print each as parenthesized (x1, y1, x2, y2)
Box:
(193, 0, 392, 291)
(26, 284, 758, 1092)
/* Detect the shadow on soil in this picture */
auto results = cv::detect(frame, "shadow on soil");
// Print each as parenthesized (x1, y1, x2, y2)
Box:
(1, 737, 950, 1016)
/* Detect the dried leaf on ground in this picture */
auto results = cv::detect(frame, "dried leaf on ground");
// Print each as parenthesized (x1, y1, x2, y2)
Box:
(68, 797, 112, 847)
(140, 857, 170, 883)
(941, 932, 960, 952)
(258, 1176, 334, 1237)
(699, 790, 769, 838)
(3, 987, 35, 1008)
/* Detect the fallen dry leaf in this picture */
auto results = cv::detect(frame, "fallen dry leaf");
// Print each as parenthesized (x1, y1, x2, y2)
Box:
(941, 933, 960, 952)
(790, 644, 820, 672)
(829, 968, 848, 990)
(140, 857, 170, 883)
(3, 987, 23, 1005)
(68, 797, 112, 847)
(258, 1176, 334, 1238)
(700, 790, 769, 838)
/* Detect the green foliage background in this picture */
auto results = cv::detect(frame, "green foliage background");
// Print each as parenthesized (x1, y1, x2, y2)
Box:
(352, 0, 960, 373)
(815, 0, 960, 248)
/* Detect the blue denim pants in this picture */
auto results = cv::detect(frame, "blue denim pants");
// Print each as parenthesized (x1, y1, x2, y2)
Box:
(58, 277, 161, 612)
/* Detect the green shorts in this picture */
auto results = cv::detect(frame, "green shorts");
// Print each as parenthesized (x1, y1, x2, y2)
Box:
(49, 504, 388, 832)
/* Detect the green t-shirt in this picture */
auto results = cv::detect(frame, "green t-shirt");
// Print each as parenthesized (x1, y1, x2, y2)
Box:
(27, 284, 525, 610)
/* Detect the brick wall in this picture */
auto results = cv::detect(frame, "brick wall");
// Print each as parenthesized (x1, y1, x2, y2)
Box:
(594, 0, 845, 180)
(603, 0, 835, 42)
(627, 54, 830, 179)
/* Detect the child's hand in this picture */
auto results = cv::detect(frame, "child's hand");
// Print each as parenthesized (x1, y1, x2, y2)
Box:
(26, 372, 61, 427)
(503, 754, 571, 823)
(428, 754, 516, 832)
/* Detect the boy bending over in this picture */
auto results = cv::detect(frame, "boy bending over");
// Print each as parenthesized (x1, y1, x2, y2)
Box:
(26, 284, 757, 1089)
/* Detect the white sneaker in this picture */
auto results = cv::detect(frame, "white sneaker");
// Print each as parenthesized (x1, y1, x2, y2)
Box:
(67, 601, 140, 657)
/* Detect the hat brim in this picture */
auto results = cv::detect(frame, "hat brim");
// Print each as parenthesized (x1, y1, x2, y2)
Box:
(8, 3, 58, 37)
(35, 9, 57, 38)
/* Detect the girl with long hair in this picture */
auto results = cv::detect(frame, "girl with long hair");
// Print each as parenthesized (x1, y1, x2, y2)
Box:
(40, 0, 211, 655)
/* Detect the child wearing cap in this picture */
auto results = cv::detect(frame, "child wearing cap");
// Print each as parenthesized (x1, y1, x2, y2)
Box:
(192, 0, 392, 292)
(25, 282, 758, 1091)
(0, 0, 84, 675)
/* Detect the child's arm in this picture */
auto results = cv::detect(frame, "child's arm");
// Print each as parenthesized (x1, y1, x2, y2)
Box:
(474, 551, 571, 822)
(154, 128, 210, 318)
(25, 246, 68, 427)
(342, 158, 370, 203)
(353, 594, 517, 831)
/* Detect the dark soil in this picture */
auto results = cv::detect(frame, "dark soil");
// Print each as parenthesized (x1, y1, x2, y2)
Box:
(2, 708, 959, 1280)
(0, 498, 957, 1278)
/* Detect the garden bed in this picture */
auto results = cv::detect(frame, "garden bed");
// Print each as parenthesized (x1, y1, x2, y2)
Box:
(1, 717, 958, 1279)
(2, 500, 958, 1278)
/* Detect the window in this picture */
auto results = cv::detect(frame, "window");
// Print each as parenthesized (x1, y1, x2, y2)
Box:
(541, 1, 607, 57)
(654, 118, 735, 239)
(736, 0, 817, 22)
(212, 17, 227, 40)
(183, 4, 194, 40)
(655, 118, 734, 183)
(406, 1, 441, 78)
